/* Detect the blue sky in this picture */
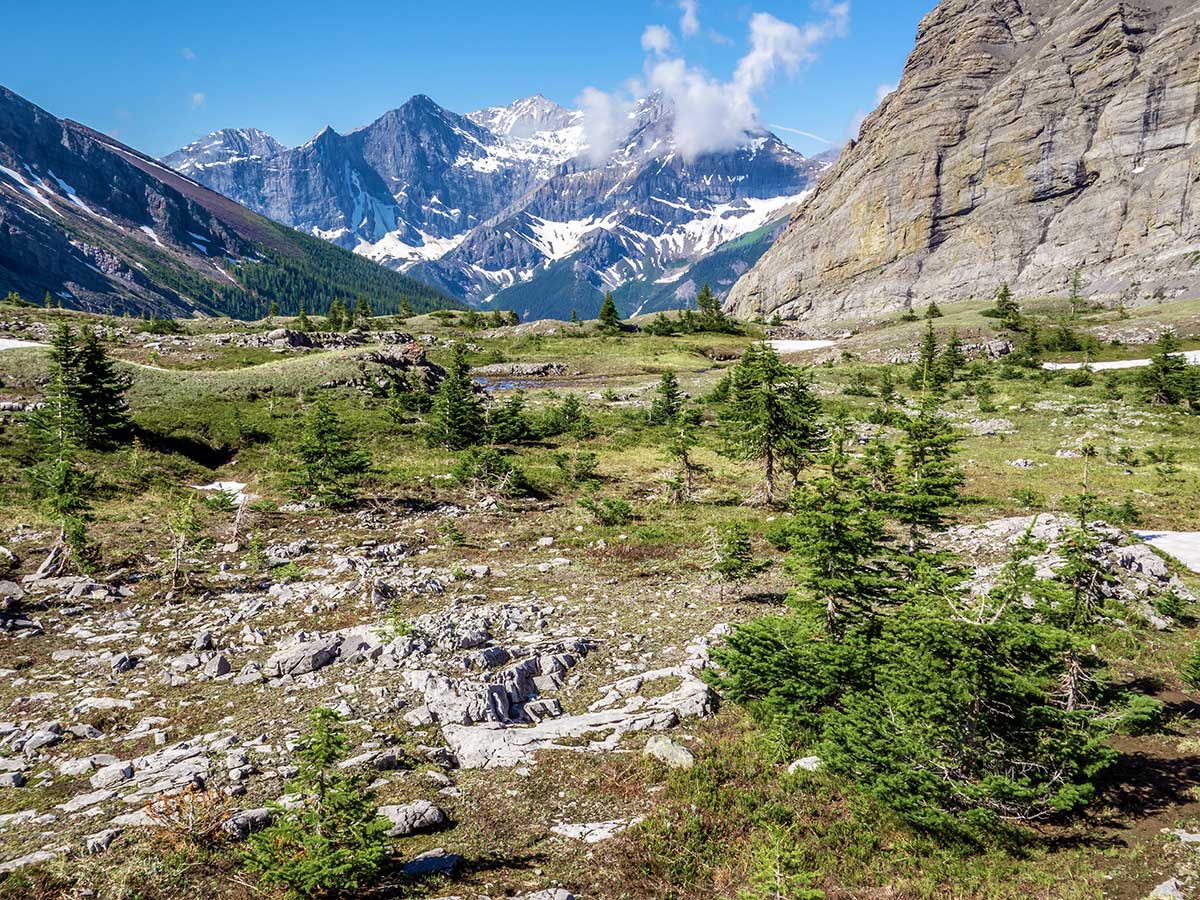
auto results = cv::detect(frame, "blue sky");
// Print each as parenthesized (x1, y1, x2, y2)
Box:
(3, 0, 932, 158)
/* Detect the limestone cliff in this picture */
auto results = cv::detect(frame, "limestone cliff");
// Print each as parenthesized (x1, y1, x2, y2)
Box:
(726, 0, 1200, 323)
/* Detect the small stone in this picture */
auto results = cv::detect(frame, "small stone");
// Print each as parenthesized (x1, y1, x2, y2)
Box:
(643, 735, 694, 769)
(89, 762, 133, 789)
(0, 772, 27, 788)
(85, 828, 121, 854)
(378, 799, 447, 837)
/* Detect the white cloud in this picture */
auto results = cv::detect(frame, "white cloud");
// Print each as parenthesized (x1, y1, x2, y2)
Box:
(678, 0, 700, 37)
(734, 6, 848, 94)
(875, 82, 896, 103)
(580, 2, 850, 162)
(641, 25, 674, 57)
(577, 85, 636, 164)
(180, 47, 196, 60)
(191, 92, 206, 108)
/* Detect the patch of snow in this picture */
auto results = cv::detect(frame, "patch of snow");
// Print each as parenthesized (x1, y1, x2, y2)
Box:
(0, 163, 58, 214)
(356, 229, 468, 268)
(0, 338, 47, 352)
(193, 481, 253, 507)
(767, 339, 835, 354)
(139, 225, 164, 247)
(1043, 351, 1200, 371)
(1135, 532, 1200, 574)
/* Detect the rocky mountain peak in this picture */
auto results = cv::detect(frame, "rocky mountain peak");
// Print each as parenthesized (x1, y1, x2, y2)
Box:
(468, 94, 579, 141)
(161, 128, 284, 174)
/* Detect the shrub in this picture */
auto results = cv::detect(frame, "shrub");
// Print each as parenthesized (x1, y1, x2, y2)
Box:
(553, 447, 599, 484)
(451, 447, 529, 496)
(1116, 695, 1168, 736)
(578, 493, 634, 525)
(1182, 642, 1200, 690)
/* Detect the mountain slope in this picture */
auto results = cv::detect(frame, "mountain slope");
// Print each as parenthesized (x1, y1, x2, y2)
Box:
(167, 94, 826, 320)
(726, 0, 1200, 324)
(0, 85, 458, 317)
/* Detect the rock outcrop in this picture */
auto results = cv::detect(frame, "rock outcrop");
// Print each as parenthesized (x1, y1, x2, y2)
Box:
(726, 0, 1200, 324)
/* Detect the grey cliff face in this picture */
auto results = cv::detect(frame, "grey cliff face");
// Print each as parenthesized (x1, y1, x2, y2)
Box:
(725, 0, 1200, 324)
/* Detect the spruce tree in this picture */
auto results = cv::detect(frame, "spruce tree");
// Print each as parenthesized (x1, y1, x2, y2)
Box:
(892, 396, 964, 549)
(268, 299, 279, 318)
(938, 327, 966, 382)
(28, 374, 97, 572)
(719, 344, 826, 505)
(909, 321, 940, 390)
(296, 299, 310, 332)
(326, 298, 344, 331)
(695, 283, 734, 332)
(708, 522, 767, 601)
(1139, 330, 1191, 406)
(598, 292, 621, 331)
(663, 410, 707, 503)
(488, 391, 532, 444)
(994, 281, 1021, 328)
(1068, 270, 1084, 317)
(294, 396, 371, 507)
(74, 326, 131, 448)
(924, 301, 943, 319)
(787, 421, 892, 635)
(244, 708, 389, 898)
(648, 371, 684, 424)
(427, 345, 486, 449)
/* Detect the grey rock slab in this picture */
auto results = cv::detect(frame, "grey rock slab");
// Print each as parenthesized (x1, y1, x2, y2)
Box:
(401, 847, 461, 877)
(378, 799, 447, 837)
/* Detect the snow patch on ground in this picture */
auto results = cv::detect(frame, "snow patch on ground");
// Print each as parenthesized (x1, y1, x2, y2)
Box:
(139, 225, 164, 247)
(356, 229, 468, 268)
(1135, 532, 1200, 574)
(0, 338, 47, 352)
(1043, 351, 1200, 371)
(0, 163, 58, 214)
(767, 339, 835, 354)
(192, 481, 253, 506)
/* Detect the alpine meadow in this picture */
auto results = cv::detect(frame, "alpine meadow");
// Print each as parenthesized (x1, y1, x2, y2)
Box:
(3, 2, 1200, 900)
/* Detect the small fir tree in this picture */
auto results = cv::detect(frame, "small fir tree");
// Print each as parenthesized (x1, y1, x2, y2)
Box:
(598, 292, 622, 331)
(648, 371, 684, 424)
(708, 522, 767, 601)
(244, 708, 390, 898)
(719, 344, 826, 505)
(909, 321, 940, 390)
(663, 410, 707, 503)
(294, 397, 371, 507)
(427, 345, 486, 449)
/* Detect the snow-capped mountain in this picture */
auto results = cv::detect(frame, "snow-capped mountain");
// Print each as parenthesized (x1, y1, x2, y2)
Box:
(162, 128, 286, 176)
(165, 93, 829, 319)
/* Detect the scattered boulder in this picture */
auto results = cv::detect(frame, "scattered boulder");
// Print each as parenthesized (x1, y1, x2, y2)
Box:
(377, 799, 447, 837)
